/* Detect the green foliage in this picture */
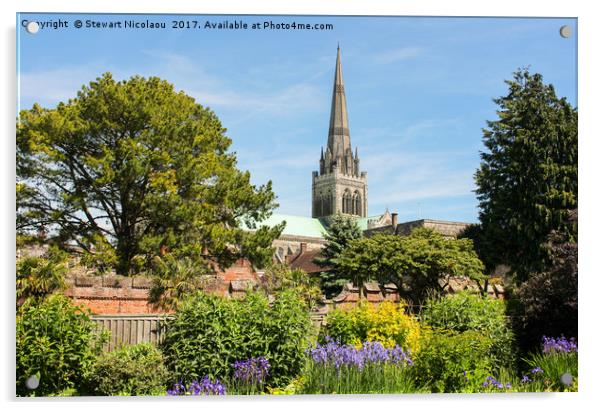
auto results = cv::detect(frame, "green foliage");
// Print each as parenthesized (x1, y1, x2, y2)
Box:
(475, 68, 577, 281)
(260, 263, 323, 309)
(512, 224, 578, 351)
(458, 223, 501, 276)
(412, 330, 493, 393)
(17, 72, 283, 275)
(314, 213, 363, 297)
(16, 246, 68, 302)
(524, 351, 578, 392)
(16, 295, 107, 396)
(421, 291, 517, 371)
(87, 343, 169, 396)
(148, 254, 215, 310)
(161, 289, 311, 388)
(337, 229, 485, 302)
(322, 301, 421, 353)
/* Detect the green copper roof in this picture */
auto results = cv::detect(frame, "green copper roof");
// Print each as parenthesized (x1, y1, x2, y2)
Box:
(356, 214, 385, 230)
(258, 214, 328, 238)
(255, 213, 386, 239)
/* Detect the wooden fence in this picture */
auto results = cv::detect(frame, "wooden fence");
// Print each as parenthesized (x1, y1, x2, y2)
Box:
(92, 315, 172, 352)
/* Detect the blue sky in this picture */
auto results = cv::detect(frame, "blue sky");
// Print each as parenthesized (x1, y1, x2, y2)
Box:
(17, 14, 577, 223)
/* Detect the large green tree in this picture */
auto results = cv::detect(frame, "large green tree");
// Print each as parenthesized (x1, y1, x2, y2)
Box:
(337, 228, 485, 302)
(313, 213, 363, 297)
(475, 69, 577, 282)
(17, 73, 283, 275)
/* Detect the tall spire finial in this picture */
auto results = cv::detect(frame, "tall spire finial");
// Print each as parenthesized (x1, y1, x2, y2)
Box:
(326, 45, 351, 164)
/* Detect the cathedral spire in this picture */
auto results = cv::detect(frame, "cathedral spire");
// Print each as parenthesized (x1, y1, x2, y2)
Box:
(312, 45, 367, 219)
(327, 46, 351, 163)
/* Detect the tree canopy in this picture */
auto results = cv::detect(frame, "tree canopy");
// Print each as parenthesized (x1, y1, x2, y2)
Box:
(313, 213, 363, 297)
(475, 69, 577, 282)
(17, 73, 283, 275)
(337, 228, 485, 301)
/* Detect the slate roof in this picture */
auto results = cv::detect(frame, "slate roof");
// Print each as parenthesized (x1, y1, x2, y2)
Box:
(288, 249, 329, 274)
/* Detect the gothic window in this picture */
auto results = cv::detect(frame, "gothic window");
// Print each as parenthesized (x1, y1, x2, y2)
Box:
(342, 189, 352, 214)
(353, 191, 362, 216)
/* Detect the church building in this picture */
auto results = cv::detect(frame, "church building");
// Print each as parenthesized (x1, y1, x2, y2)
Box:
(257, 46, 469, 263)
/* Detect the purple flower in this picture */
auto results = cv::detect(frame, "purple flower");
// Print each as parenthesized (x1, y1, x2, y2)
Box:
(521, 375, 531, 383)
(232, 357, 270, 385)
(542, 336, 578, 354)
(306, 340, 413, 370)
(167, 377, 226, 396)
(531, 367, 543, 374)
(482, 376, 509, 390)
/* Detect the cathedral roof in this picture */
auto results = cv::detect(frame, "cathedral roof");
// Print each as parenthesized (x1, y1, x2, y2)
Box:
(257, 213, 328, 238)
(254, 213, 388, 239)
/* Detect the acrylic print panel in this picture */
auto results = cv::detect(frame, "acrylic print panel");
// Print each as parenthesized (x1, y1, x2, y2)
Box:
(16, 13, 578, 397)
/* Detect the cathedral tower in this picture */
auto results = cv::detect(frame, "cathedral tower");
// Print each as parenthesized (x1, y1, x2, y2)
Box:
(312, 46, 368, 218)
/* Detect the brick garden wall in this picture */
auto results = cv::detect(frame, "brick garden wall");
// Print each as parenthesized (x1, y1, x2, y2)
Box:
(64, 258, 259, 315)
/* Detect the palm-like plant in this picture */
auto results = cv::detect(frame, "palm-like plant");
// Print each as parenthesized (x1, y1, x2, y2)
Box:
(16, 247, 68, 302)
(148, 255, 213, 310)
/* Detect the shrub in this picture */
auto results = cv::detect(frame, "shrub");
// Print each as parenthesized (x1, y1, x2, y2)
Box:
(16, 295, 106, 396)
(161, 289, 311, 388)
(421, 291, 517, 370)
(87, 343, 169, 396)
(512, 229, 577, 351)
(322, 301, 421, 353)
(412, 330, 493, 393)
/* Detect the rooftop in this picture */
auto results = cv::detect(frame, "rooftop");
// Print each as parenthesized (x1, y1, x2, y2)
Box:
(255, 213, 387, 239)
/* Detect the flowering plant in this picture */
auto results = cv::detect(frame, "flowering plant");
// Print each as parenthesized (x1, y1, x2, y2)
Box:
(230, 357, 271, 394)
(542, 336, 577, 354)
(167, 377, 226, 396)
(302, 339, 416, 394)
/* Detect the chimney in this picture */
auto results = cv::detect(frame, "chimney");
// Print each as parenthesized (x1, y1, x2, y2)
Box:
(300, 243, 307, 255)
(391, 213, 398, 229)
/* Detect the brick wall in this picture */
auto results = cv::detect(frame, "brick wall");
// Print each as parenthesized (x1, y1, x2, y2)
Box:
(64, 258, 259, 315)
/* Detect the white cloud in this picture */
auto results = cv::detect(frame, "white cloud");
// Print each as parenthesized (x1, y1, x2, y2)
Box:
(19, 51, 327, 124)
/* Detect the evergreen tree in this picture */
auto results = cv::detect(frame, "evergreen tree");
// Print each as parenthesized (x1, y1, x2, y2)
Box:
(337, 229, 485, 303)
(17, 73, 283, 275)
(314, 213, 363, 297)
(475, 69, 577, 282)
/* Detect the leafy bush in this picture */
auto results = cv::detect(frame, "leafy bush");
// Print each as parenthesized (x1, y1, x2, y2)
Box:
(512, 228, 577, 351)
(161, 289, 311, 388)
(337, 229, 485, 302)
(87, 343, 169, 396)
(420, 291, 517, 370)
(322, 301, 421, 353)
(412, 330, 493, 393)
(16, 295, 106, 396)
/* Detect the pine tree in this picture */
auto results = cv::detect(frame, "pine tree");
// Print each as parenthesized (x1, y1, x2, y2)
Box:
(17, 73, 283, 275)
(314, 213, 363, 297)
(475, 69, 577, 282)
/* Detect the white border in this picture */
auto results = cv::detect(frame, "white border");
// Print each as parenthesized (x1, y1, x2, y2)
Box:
(3, 1, 600, 410)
